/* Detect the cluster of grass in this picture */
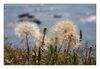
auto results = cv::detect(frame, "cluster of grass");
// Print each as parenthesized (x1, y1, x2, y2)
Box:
(4, 37, 96, 65)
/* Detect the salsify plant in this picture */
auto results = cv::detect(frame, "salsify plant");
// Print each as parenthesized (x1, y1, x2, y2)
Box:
(37, 20, 80, 65)
(4, 20, 95, 65)
(49, 20, 80, 51)
(15, 21, 40, 64)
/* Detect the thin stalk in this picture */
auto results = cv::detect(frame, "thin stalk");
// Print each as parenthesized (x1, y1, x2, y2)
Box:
(38, 46, 41, 65)
(54, 37, 58, 64)
(88, 47, 92, 65)
(26, 34, 30, 64)
(80, 29, 82, 42)
(42, 28, 47, 46)
(37, 28, 47, 65)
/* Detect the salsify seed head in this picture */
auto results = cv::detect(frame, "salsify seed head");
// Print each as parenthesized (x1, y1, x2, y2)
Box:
(15, 21, 40, 40)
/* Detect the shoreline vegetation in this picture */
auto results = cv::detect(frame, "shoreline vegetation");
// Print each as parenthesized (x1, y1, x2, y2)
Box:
(4, 20, 96, 65)
(4, 40, 96, 65)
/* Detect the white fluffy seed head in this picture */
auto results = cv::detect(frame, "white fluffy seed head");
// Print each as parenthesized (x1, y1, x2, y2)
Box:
(15, 21, 40, 40)
(49, 20, 80, 48)
(51, 20, 77, 36)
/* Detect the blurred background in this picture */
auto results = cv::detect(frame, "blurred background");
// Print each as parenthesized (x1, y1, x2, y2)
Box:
(4, 4, 96, 48)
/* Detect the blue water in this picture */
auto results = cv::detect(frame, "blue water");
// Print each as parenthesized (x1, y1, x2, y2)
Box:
(4, 4, 96, 47)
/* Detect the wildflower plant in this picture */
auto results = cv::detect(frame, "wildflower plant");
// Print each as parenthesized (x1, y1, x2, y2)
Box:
(50, 20, 80, 50)
(15, 21, 40, 64)
(4, 20, 96, 65)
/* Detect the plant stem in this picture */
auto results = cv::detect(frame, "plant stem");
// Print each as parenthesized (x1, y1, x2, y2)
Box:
(26, 34, 30, 64)
(38, 46, 41, 65)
